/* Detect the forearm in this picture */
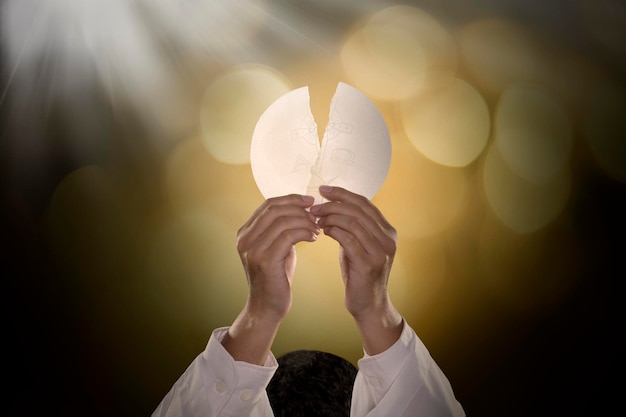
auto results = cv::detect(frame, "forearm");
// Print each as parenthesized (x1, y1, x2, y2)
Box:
(221, 303, 282, 366)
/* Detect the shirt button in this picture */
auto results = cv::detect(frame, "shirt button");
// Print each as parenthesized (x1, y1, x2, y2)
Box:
(214, 380, 226, 394)
(240, 390, 252, 402)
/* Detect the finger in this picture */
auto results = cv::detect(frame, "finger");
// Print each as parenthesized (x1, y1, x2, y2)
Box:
(322, 224, 368, 261)
(314, 201, 379, 234)
(246, 227, 319, 267)
(318, 213, 382, 256)
(240, 195, 316, 243)
(247, 204, 315, 242)
(249, 214, 320, 253)
(311, 193, 394, 253)
(267, 228, 319, 260)
(241, 194, 315, 230)
(318, 186, 393, 231)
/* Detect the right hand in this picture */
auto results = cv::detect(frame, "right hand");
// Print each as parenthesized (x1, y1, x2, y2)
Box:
(236, 194, 320, 323)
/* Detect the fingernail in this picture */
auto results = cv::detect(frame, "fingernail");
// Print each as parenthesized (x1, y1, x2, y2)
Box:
(301, 195, 314, 204)
(319, 185, 333, 194)
(310, 204, 321, 214)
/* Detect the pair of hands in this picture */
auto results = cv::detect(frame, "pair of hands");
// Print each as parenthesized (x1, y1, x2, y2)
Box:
(237, 185, 396, 322)
(223, 186, 402, 363)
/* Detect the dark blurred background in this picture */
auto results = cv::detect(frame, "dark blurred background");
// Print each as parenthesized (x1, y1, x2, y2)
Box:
(1, 0, 624, 415)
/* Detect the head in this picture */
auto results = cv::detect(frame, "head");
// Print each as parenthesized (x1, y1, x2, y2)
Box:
(267, 350, 358, 417)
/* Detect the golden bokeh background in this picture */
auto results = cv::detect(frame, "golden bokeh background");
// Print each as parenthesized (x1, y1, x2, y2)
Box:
(1, 1, 623, 416)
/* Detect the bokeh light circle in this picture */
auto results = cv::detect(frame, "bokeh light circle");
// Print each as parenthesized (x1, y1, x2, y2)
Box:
(495, 84, 573, 184)
(401, 78, 490, 167)
(375, 138, 469, 239)
(340, 5, 457, 101)
(199, 64, 292, 164)
(460, 18, 539, 95)
(164, 136, 263, 228)
(482, 142, 571, 234)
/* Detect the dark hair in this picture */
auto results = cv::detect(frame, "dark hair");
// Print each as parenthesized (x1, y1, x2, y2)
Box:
(267, 350, 358, 417)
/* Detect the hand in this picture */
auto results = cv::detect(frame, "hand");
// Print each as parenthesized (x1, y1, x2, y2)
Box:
(236, 194, 320, 322)
(310, 185, 402, 354)
(223, 194, 319, 365)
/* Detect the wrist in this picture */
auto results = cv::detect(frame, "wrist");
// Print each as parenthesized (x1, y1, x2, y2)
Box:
(349, 291, 393, 322)
(352, 303, 402, 332)
(222, 306, 283, 365)
(352, 297, 403, 356)
(242, 302, 286, 330)
(245, 295, 291, 325)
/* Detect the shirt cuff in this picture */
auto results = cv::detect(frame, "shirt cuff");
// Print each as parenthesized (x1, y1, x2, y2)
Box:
(356, 318, 415, 404)
(201, 327, 278, 416)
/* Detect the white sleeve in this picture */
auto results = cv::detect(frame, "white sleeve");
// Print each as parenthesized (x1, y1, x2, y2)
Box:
(152, 327, 277, 417)
(350, 320, 465, 417)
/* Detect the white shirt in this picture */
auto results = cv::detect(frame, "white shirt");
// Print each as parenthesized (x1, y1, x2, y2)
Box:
(152, 320, 465, 417)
